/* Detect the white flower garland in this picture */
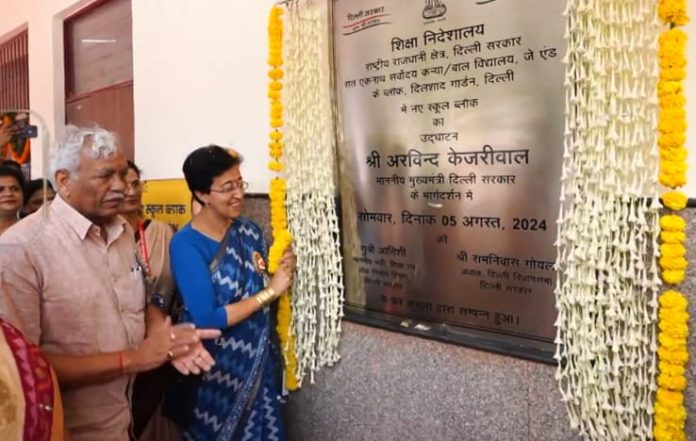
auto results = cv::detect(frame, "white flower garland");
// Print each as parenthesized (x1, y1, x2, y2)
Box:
(555, 0, 661, 440)
(283, 0, 344, 385)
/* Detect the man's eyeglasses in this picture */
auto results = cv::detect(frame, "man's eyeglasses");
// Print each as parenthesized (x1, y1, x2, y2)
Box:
(210, 180, 249, 193)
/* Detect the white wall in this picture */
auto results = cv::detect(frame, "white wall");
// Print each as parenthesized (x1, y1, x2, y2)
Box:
(0, 0, 275, 192)
(132, 0, 275, 191)
(0, 0, 695, 195)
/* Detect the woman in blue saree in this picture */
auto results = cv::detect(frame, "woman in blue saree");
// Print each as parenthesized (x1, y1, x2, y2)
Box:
(168, 145, 295, 441)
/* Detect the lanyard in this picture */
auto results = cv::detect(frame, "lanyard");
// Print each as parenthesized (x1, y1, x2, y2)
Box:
(137, 221, 152, 277)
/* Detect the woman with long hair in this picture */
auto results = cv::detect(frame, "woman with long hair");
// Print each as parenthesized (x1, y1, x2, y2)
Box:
(120, 161, 177, 315)
(120, 160, 181, 441)
(0, 165, 24, 235)
(22, 179, 55, 217)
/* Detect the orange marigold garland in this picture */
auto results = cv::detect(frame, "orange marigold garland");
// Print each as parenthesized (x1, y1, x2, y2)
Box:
(267, 5, 299, 391)
(658, 0, 689, 26)
(654, 1, 690, 440)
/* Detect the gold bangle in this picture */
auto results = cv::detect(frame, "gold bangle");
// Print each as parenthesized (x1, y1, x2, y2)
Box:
(266, 287, 276, 298)
(256, 289, 272, 306)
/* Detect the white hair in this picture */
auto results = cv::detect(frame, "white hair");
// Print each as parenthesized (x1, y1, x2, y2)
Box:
(49, 125, 119, 186)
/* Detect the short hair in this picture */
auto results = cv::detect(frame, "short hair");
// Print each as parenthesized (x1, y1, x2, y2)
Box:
(126, 160, 142, 178)
(49, 125, 119, 187)
(182, 145, 242, 204)
(0, 165, 25, 194)
(23, 179, 54, 205)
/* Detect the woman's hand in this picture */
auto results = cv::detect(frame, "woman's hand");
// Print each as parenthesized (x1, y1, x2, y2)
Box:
(269, 269, 293, 296)
(269, 248, 296, 295)
(279, 247, 297, 272)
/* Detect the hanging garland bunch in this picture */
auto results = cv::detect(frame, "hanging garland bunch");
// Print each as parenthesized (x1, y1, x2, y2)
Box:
(555, 0, 662, 439)
(284, 0, 344, 385)
(267, 4, 299, 392)
(654, 1, 690, 439)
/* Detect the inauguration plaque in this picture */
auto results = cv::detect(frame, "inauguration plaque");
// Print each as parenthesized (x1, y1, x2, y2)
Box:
(333, 0, 565, 359)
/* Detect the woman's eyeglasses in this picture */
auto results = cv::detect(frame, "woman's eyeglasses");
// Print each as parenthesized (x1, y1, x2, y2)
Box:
(210, 180, 249, 194)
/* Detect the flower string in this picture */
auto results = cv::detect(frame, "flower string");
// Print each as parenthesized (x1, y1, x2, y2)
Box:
(653, 1, 690, 440)
(267, 5, 299, 392)
(555, 1, 661, 439)
(284, 0, 344, 385)
(654, 291, 689, 441)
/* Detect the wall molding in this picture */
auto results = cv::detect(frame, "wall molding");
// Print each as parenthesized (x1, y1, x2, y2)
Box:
(248, 194, 696, 208)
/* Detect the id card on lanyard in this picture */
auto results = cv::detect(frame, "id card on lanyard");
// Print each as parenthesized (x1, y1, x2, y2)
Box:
(137, 221, 152, 278)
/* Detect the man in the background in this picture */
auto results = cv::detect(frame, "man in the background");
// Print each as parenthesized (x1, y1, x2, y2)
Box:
(0, 125, 218, 441)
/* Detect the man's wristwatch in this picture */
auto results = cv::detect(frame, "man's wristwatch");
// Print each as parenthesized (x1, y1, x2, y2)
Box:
(149, 293, 167, 311)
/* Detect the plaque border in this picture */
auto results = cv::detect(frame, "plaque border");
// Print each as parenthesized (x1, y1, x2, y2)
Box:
(344, 303, 556, 364)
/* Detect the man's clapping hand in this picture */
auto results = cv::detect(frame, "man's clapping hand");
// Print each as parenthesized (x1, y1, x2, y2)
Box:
(128, 317, 220, 374)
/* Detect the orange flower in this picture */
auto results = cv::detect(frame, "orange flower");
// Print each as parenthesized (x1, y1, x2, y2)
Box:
(658, 0, 689, 26)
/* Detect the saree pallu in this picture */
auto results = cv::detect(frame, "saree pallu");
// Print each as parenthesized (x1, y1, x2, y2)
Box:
(0, 318, 64, 441)
(168, 218, 285, 441)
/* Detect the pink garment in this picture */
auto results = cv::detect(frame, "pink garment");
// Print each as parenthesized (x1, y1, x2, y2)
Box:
(0, 195, 146, 441)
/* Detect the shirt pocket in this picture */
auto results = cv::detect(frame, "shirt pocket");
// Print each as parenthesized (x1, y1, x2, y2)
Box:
(41, 269, 98, 352)
(112, 266, 146, 316)
(110, 267, 147, 349)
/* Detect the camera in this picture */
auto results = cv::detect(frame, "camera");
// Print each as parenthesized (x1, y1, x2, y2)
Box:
(14, 124, 38, 139)
(2, 112, 38, 140)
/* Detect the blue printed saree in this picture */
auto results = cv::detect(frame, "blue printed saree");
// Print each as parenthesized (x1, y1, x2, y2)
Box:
(172, 218, 286, 441)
